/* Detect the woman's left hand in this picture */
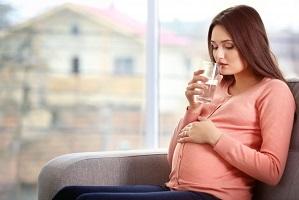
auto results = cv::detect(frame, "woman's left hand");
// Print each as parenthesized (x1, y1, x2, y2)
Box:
(178, 119, 222, 146)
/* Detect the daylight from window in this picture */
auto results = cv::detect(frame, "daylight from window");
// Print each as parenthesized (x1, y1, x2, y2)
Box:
(0, 0, 298, 199)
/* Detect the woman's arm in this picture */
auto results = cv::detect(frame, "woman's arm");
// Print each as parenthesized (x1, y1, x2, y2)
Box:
(213, 81, 295, 185)
(168, 69, 212, 166)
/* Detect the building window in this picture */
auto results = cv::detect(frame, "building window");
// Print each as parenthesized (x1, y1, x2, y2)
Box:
(71, 56, 80, 74)
(184, 57, 191, 71)
(70, 24, 80, 35)
(114, 57, 134, 75)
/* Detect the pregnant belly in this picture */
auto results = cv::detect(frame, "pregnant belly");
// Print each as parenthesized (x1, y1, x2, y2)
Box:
(177, 143, 233, 184)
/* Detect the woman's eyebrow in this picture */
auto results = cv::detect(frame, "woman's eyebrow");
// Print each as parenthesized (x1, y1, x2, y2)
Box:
(210, 40, 233, 43)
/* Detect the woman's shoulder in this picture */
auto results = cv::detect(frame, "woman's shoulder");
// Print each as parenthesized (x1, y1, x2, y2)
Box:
(257, 78, 294, 102)
(256, 78, 296, 114)
(261, 78, 290, 92)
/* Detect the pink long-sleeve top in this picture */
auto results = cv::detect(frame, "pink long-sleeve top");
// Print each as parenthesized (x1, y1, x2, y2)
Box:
(166, 78, 296, 200)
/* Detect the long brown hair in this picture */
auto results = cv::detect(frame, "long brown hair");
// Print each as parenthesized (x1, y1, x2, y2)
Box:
(208, 5, 286, 82)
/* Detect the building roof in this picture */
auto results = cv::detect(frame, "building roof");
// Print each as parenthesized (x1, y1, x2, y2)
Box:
(2, 3, 190, 46)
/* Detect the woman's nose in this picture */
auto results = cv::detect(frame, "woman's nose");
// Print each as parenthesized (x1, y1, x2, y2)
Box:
(214, 47, 225, 60)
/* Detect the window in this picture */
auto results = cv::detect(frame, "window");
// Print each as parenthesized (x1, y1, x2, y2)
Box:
(0, 1, 298, 200)
(70, 24, 80, 35)
(0, 2, 147, 199)
(71, 56, 80, 74)
(113, 57, 134, 75)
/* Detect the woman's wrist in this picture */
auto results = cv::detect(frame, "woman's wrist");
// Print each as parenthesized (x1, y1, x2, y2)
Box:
(209, 131, 222, 146)
(187, 103, 201, 112)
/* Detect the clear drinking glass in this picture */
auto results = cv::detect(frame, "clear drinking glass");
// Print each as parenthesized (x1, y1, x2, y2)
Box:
(195, 61, 219, 103)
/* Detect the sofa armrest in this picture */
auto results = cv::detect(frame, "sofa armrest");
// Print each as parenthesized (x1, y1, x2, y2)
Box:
(37, 149, 169, 200)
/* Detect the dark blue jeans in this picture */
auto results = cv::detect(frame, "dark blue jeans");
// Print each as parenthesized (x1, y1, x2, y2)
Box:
(52, 185, 219, 200)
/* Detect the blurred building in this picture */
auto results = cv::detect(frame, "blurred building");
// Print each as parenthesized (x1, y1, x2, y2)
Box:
(269, 31, 299, 79)
(0, 3, 191, 192)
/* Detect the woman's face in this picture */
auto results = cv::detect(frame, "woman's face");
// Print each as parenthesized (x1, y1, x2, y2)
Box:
(210, 25, 247, 76)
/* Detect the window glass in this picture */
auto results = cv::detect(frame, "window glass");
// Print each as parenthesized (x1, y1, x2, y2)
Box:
(0, 0, 298, 199)
(114, 57, 134, 75)
(0, 1, 147, 200)
(71, 56, 80, 74)
(70, 24, 80, 35)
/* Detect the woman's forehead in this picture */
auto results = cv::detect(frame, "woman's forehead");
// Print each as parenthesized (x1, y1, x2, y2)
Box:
(211, 25, 233, 42)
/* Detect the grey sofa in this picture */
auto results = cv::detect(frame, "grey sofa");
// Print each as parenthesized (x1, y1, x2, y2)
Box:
(38, 80, 299, 200)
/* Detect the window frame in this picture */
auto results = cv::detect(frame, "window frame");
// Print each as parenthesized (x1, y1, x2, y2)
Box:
(145, 0, 159, 149)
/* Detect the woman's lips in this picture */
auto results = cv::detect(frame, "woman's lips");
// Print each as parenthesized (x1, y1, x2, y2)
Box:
(218, 62, 227, 66)
(218, 63, 228, 74)
(218, 63, 227, 69)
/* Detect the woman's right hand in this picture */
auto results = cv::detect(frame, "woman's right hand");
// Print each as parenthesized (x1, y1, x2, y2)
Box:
(185, 69, 208, 109)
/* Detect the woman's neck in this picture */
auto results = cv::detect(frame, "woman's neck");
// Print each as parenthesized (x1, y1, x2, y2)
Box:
(229, 74, 263, 96)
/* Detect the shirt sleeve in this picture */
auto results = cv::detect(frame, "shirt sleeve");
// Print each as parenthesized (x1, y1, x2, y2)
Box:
(213, 81, 296, 185)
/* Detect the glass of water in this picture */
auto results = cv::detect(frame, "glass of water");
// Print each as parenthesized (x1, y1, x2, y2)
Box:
(195, 61, 219, 103)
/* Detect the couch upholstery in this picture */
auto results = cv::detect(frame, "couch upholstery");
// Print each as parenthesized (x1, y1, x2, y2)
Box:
(38, 80, 299, 200)
(37, 150, 170, 200)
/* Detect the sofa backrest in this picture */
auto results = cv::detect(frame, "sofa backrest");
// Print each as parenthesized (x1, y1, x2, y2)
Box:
(253, 80, 299, 200)
(288, 81, 299, 151)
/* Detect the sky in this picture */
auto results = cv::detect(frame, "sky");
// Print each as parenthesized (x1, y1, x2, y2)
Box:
(2, 0, 299, 31)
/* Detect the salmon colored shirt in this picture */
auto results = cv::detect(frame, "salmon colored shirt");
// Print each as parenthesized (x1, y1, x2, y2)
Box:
(166, 78, 296, 200)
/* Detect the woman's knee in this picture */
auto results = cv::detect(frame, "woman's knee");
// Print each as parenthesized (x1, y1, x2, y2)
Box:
(53, 186, 84, 200)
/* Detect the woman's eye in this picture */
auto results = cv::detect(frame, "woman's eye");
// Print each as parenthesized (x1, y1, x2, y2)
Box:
(224, 44, 234, 49)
